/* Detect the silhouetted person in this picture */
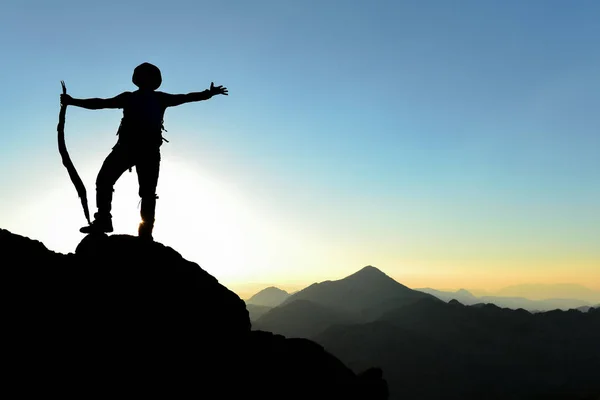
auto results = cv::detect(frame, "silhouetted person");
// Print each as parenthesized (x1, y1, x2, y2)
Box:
(60, 62, 228, 240)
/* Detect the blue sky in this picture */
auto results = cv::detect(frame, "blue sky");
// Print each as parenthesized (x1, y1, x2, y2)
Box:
(1, 0, 598, 291)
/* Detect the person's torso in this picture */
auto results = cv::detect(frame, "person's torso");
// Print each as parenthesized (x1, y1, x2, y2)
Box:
(117, 90, 166, 148)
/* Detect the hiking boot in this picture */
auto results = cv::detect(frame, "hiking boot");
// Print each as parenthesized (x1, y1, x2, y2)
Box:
(80, 213, 113, 234)
(138, 220, 154, 241)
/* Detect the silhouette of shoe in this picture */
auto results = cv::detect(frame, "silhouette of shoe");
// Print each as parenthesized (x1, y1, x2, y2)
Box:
(80, 215, 113, 234)
(138, 221, 154, 241)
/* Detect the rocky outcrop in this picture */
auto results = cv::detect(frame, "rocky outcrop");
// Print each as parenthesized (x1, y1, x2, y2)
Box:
(1, 228, 387, 399)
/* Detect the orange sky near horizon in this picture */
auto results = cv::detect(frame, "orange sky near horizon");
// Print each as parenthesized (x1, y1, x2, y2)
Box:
(226, 257, 600, 301)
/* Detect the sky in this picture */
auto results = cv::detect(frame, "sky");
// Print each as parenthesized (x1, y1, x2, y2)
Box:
(1, 0, 599, 297)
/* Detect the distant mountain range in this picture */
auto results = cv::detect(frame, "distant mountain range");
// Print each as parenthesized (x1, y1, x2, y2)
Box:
(249, 266, 600, 399)
(492, 283, 600, 303)
(246, 275, 599, 318)
(252, 266, 437, 336)
(415, 287, 598, 312)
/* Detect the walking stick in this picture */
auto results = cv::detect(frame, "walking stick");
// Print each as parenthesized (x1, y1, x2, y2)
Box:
(57, 81, 91, 225)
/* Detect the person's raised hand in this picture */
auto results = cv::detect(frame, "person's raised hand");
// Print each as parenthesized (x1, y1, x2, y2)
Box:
(210, 82, 228, 96)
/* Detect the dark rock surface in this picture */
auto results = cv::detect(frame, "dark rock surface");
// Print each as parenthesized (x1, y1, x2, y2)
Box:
(1, 228, 387, 399)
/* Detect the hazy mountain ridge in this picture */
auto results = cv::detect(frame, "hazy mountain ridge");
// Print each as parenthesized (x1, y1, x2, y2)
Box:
(319, 298, 600, 399)
(253, 299, 359, 338)
(1, 228, 388, 399)
(278, 265, 436, 317)
(253, 265, 438, 333)
(416, 287, 597, 311)
(495, 283, 600, 303)
(246, 303, 273, 321)
(244, 286, 290, 320)
(249, 265, 600, 399)
(246, 275, 598, 315)
(246, 286, 290, 307)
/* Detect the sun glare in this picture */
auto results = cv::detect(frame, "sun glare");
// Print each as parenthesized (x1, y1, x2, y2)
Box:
(10, 157, 274, 283)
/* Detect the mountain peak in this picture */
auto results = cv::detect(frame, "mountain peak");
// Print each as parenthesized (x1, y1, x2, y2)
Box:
(271, 264, 434, 321)
(246, 286, 290, 307)
(341, 265, 412, 292)
(344, 265, 391, 281)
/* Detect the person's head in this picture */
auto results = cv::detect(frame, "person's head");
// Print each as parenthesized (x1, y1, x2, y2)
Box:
(132, 62, 162, 90)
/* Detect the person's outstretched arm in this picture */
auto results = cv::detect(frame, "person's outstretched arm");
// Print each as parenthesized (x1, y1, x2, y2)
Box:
(60, 92, 128, 110)
(163, 82, 228, 108)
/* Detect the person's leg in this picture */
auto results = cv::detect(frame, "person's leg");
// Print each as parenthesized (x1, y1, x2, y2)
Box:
(81, 147, 133, 233)
(135, 149, 161, 239)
